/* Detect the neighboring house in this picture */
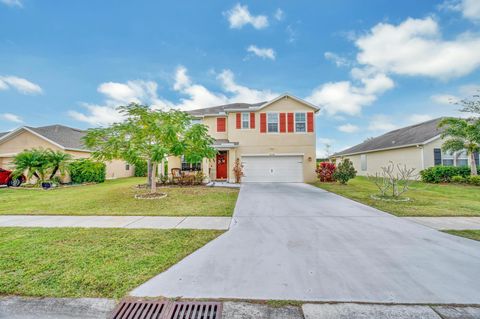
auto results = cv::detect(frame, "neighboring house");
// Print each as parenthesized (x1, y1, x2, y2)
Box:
(333, 118, 480, 176)
(0, 124, 134, 181)
(167, 94, 320, 183)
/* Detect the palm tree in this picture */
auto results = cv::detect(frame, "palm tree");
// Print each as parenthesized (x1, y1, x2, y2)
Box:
(11, 148, 49, 182)
(46, 150, 72, 179)
(439, 117, 480, 176)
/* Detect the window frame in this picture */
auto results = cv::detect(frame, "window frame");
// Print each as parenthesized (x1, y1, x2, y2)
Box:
(294, 112, 307, 133)
(267, 112, 279, 133)
(241, 112, 250, 129)
(360, 154, 367, 171)
(441, 150, 455, 166)
(181, 156, 202, 172)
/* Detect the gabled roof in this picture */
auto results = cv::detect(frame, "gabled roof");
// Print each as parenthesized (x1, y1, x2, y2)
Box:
(0, 124, 89, 152)
(334, 118, 445, 156)
(187, 93, 320, 117)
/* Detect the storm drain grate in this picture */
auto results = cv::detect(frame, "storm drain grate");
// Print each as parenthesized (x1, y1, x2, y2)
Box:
(110, 299, 222, 319)
(167, 301, 222, 319)
(110, 299, 169, 319)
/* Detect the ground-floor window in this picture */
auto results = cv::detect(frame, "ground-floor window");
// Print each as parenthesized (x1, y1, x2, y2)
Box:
(442, 150, 468, 167)
(360, 154, 367, 171)
(181, 156, 202, 171)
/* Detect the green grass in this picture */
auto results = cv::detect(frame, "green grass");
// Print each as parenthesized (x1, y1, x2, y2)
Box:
(444, 230, 480, 241)
(0, 177, 238, 216)
(0, 227, 223, 298)
(313, 176, 480, 217)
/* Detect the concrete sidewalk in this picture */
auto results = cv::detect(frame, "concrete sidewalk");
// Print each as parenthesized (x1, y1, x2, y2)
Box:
(0, 215, 231, 230)
(404, 217, 480, 230)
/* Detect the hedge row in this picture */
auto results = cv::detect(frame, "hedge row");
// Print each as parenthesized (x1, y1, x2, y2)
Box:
(69, 159, 106, 184)
(420, 166, 479, 183)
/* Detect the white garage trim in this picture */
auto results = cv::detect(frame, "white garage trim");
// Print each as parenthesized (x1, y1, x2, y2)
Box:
(241, 154, 304, 183)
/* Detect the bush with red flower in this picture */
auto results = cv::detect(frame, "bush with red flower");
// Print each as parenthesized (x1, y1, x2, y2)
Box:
(316, 161, 336, 182)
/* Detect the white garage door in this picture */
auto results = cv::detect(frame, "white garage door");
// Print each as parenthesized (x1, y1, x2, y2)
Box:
(241, 155, 303, 183)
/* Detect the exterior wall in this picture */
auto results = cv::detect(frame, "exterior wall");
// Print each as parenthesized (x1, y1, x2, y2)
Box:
(337, 146, 423, 177)
(0, 130, 63, 155)
(105, 159, 134, 179)
(203, 116, 228, 140)
(422, 138, 443, 169)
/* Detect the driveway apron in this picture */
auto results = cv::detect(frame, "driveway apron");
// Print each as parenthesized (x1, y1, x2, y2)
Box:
(130, 183, 480, 304)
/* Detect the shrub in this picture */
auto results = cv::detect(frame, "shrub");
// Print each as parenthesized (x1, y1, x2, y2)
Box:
(451, 175, 465, 183)
(420, 166, 473, 183)
(232, 158, 244, 183)
(69, 159, 106, 184)
(316, 162, 336, 182)
(134, 160, 148, 177)
(467, 175, 480, 186)
(333, 158, 356, 184)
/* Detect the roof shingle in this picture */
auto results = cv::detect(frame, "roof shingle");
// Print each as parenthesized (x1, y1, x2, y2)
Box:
(334, 118, 445, 156)
(187, 101, 266, 117)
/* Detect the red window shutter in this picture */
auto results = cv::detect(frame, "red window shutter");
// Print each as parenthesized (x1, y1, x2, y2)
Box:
(287, 113, 294, 133)
(307, 112, 314, 132)
(217, 117, 226, 132)
(250, 112, 255, 129)
(236, 113, 241, 129)
(260, 113, 266, 133)
(279, 113, 286, 133)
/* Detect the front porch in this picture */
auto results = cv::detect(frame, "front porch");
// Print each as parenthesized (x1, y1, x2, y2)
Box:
(166, 139, 239, 184)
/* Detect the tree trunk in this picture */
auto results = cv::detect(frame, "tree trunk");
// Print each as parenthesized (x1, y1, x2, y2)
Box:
(147, 159, 152, 187)
(471, 152, 478, 176)
(49, 166, 59, 180)
(150, 162, 157, 193)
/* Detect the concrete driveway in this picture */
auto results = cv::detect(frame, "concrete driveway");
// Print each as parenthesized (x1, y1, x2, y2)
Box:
(131, 183, 480, 304)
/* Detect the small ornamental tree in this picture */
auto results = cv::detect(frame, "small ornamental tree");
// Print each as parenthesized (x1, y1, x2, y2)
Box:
(12, 148, 71, 183)
(333, 158, 356, 184)
(439, 117, 479, 176)
(315, 162, 336, 182)
(232, 158, 244, 183)
(83, 104, 216, 193)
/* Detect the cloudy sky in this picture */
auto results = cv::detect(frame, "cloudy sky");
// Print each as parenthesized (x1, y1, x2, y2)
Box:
(1, 0, 479, 156)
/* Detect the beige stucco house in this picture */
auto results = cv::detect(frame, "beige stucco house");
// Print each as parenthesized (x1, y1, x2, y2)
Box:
(333, 118, 479, 177)
(0, 125, 134, 181)
(167, 94, 320, 183)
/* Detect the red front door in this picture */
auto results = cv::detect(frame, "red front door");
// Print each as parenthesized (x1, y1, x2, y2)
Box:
(216, 152, 228, 179)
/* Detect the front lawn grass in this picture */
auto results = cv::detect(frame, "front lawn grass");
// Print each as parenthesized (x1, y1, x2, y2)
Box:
(444, 230, 480, 241)
(0, 227, 223, 298)
(313, 176, 480, 217)
(0, 177, 238, 216)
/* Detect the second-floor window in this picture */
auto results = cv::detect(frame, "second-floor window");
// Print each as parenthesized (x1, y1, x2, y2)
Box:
(267, 113, 279, 133)
(295, 112, 306, 133)
(217, 117, 226, 132)
(242, 113, 250, 129)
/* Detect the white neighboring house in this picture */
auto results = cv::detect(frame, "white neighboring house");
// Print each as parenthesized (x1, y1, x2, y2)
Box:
(332, 118, 479, 176)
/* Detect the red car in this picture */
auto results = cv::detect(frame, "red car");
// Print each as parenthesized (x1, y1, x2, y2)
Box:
(0, 168, 25, 187)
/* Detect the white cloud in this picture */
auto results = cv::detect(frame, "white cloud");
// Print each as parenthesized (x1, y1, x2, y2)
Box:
(441, 0, 480, 22)
(306, 71, 393, 116)
(431, 94, 458, 105)
(338, 123, 359, 133)
(274, 8, 284, 21)
(368, 115, 398, 132)
(247, 45, 276, 60)
(70, 66, 278, 125)
(324, 52, 350, 67)
(217, 69, 278, 102)
(0, 76, 42, 94)
(408, 114, 433, 124)
(355, 17, 480, 79)
(0, 113, 23, 123)
(225, 4, 268, 29)
(1, 0, 22, 7)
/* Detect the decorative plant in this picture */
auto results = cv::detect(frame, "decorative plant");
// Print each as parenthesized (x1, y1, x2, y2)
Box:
(69, 159, 106, 184)
(369, 162, 416, 198)
(333, 158, 356, 184)
(232, 158, 244, 183)
(12, 148, 71, 184)
(315, 162, 336, 182)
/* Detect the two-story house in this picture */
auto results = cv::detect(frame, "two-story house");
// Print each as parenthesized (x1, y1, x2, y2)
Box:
(167, 94, 320, 183)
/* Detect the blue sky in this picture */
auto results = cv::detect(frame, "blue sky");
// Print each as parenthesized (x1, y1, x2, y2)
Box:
(1, 0, 479, 156)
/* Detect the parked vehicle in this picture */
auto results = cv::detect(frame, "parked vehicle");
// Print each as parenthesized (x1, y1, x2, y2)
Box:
(0, 168, 25, 187)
